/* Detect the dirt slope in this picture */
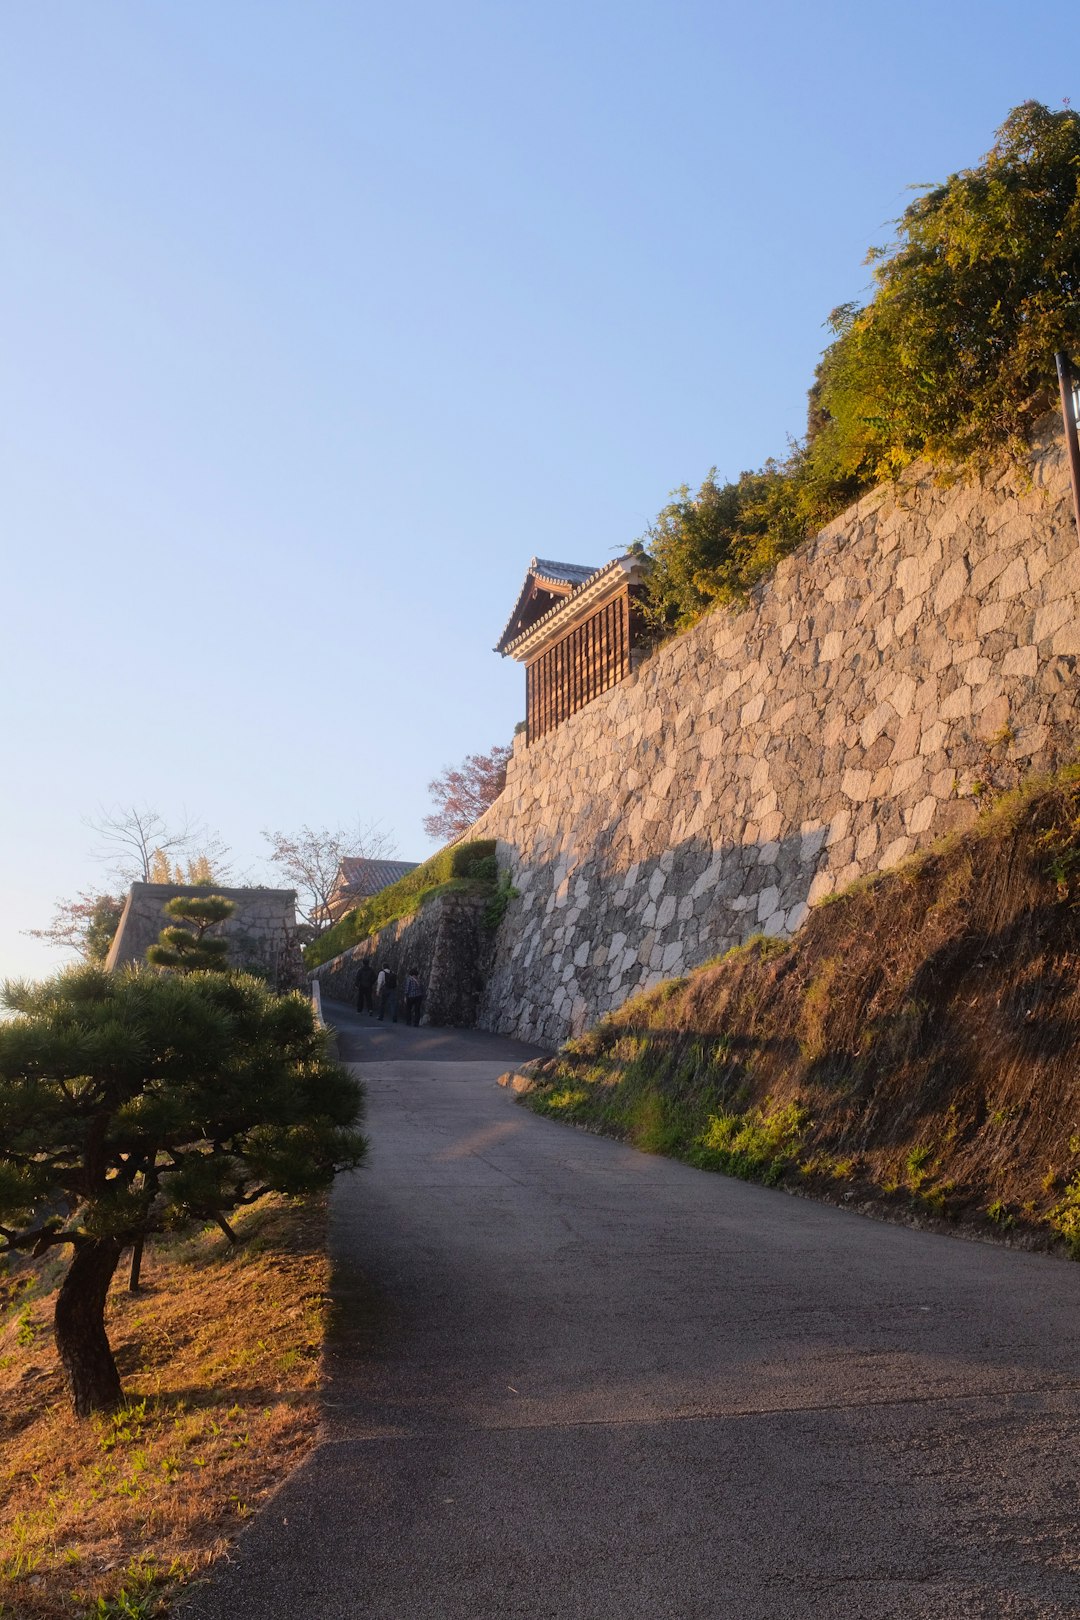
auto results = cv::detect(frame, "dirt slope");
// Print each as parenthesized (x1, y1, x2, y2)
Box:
(517, 770, 1080, 1252)
(0, 1195, 328, 1619)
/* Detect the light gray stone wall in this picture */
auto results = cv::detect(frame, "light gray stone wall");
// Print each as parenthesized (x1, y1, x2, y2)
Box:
(472, 422, 1080, 1049)
(106, 883, 303, 989)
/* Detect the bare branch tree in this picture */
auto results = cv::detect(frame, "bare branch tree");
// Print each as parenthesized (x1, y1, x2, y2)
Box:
(261, 822, 395, 934)
(86, 805, 231, 887)
(27, 809, 233, 961)
(423, 745, 511, 841)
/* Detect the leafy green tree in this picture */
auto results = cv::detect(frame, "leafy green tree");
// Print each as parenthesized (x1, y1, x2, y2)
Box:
(641, 102, 1080, 631)
(83, 895, 125, 961)
(0, 966, 365, 1417)
(640, 462, 805, 631)
(814, 101, 1080, 483)
(146, 894, 237, 973)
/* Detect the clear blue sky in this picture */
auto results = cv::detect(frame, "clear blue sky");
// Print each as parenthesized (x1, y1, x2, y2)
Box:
(2, 0, 1073, 980)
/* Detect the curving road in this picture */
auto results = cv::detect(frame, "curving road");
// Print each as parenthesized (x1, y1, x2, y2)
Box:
(181, 1004, 1080, 1619)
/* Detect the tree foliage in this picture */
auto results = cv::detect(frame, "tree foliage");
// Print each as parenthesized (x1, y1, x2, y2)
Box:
(147, 849, 218, 885)
(640, 461, 809, 633)
(642, 102, 1080, 632)
(145, 894, 237, 973)
(0, 966, 365, 1416)
(423, 745, 511, 841)
(815, 100, 1080, 482)
(25, 892, 125, 962)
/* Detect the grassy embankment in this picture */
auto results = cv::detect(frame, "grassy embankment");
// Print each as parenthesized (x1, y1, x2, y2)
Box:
(304, 839, 498, 969)
(513, 771, 1080, 1252)
(0, 1195, 328, 1620)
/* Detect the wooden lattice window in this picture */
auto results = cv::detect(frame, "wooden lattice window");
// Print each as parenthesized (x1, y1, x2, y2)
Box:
(525, 592, 631, 743)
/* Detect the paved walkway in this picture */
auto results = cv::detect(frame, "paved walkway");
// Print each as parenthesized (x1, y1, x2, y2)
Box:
(182, 1005, 1080, 1618)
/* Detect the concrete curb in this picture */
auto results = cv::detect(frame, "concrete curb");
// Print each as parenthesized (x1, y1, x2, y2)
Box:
(497, 1059, 549, 1095)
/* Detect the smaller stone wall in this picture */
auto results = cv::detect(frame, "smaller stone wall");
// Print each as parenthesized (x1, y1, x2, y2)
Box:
(309, 894, 491, 1025)
(470, 424, 1080, 1049)
(106, 883, 303, 989)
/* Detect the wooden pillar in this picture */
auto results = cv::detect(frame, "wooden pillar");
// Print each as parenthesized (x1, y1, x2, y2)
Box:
(540, 651, 550, 741)
(555, 636, 564, 729)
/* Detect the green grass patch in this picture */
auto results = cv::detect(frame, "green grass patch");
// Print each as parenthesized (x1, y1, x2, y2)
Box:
(526, 1005, 811, 1191)
(689, 1101, 810, 1185)
(1048, 1174, 1080, 1257)
(305, 840, 498, 967)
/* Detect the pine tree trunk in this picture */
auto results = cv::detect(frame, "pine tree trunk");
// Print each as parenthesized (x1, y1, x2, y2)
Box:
(128, 1234, 144, 1292)
(54, 1238, 124, 1417)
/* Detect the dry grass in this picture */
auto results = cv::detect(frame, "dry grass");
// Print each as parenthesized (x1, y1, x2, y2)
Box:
(522, 771, 1080, 1250)
(0, 1194, 329, 1619)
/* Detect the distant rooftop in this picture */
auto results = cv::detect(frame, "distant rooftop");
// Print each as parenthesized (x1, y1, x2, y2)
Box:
(337, 857, 420, 897)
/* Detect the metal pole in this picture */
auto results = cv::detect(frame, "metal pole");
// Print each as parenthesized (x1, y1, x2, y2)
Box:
(1054, 351, 1080, 539)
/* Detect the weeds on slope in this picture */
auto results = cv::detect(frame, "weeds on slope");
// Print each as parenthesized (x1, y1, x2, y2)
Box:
(521, 770, 1080, 1252)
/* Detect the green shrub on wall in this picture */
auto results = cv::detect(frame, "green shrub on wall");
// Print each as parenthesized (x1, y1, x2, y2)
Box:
(305, 841, 498, 968)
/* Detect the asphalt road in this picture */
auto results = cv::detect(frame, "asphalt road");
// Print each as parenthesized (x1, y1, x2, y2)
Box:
(181, 1003, 1080, 1619)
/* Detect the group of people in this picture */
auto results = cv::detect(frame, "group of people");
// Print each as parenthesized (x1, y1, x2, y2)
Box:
(355, 960, 425, 1026)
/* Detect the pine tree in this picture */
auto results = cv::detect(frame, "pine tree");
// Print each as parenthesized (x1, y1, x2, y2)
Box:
(0, 966, 365, 1417)
(146, 894, 237, 973)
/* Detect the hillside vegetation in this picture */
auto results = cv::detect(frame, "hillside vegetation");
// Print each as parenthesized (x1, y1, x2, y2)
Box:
(516, 771, 1080, 1252)
(641, 102, 1080, 630)
(304, 839, 497, 968)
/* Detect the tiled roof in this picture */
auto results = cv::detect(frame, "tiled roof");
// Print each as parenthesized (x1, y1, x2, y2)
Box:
(531, 559, 597, 588)
(499, 553, 649, 660)
(495, 557, 598, 654)
(337, 858, 420, 897)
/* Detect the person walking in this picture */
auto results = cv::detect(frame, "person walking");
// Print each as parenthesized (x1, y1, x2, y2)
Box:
(355, 960, 376, 1015)
(403, 967, 424, 1027)
(376, 964, 398, 1023)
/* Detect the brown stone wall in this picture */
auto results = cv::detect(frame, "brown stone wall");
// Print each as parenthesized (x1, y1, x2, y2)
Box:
(472, 423, 1080, 1049)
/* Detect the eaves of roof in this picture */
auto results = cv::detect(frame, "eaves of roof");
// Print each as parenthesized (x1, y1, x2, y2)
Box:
(531, 559, 596, 587)
(498, 553, 649, 663)
(495, 557, 597, 654)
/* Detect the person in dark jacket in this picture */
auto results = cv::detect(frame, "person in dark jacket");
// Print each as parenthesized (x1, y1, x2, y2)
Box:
(355, 960, 376, 1015)
(403, 968, 424, 1026)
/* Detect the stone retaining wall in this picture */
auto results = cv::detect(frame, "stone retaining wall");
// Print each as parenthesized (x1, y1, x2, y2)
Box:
(471, 423, 1080, 1049)
(106, 883, 303, 989)
(309, 893, 491, 1026)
